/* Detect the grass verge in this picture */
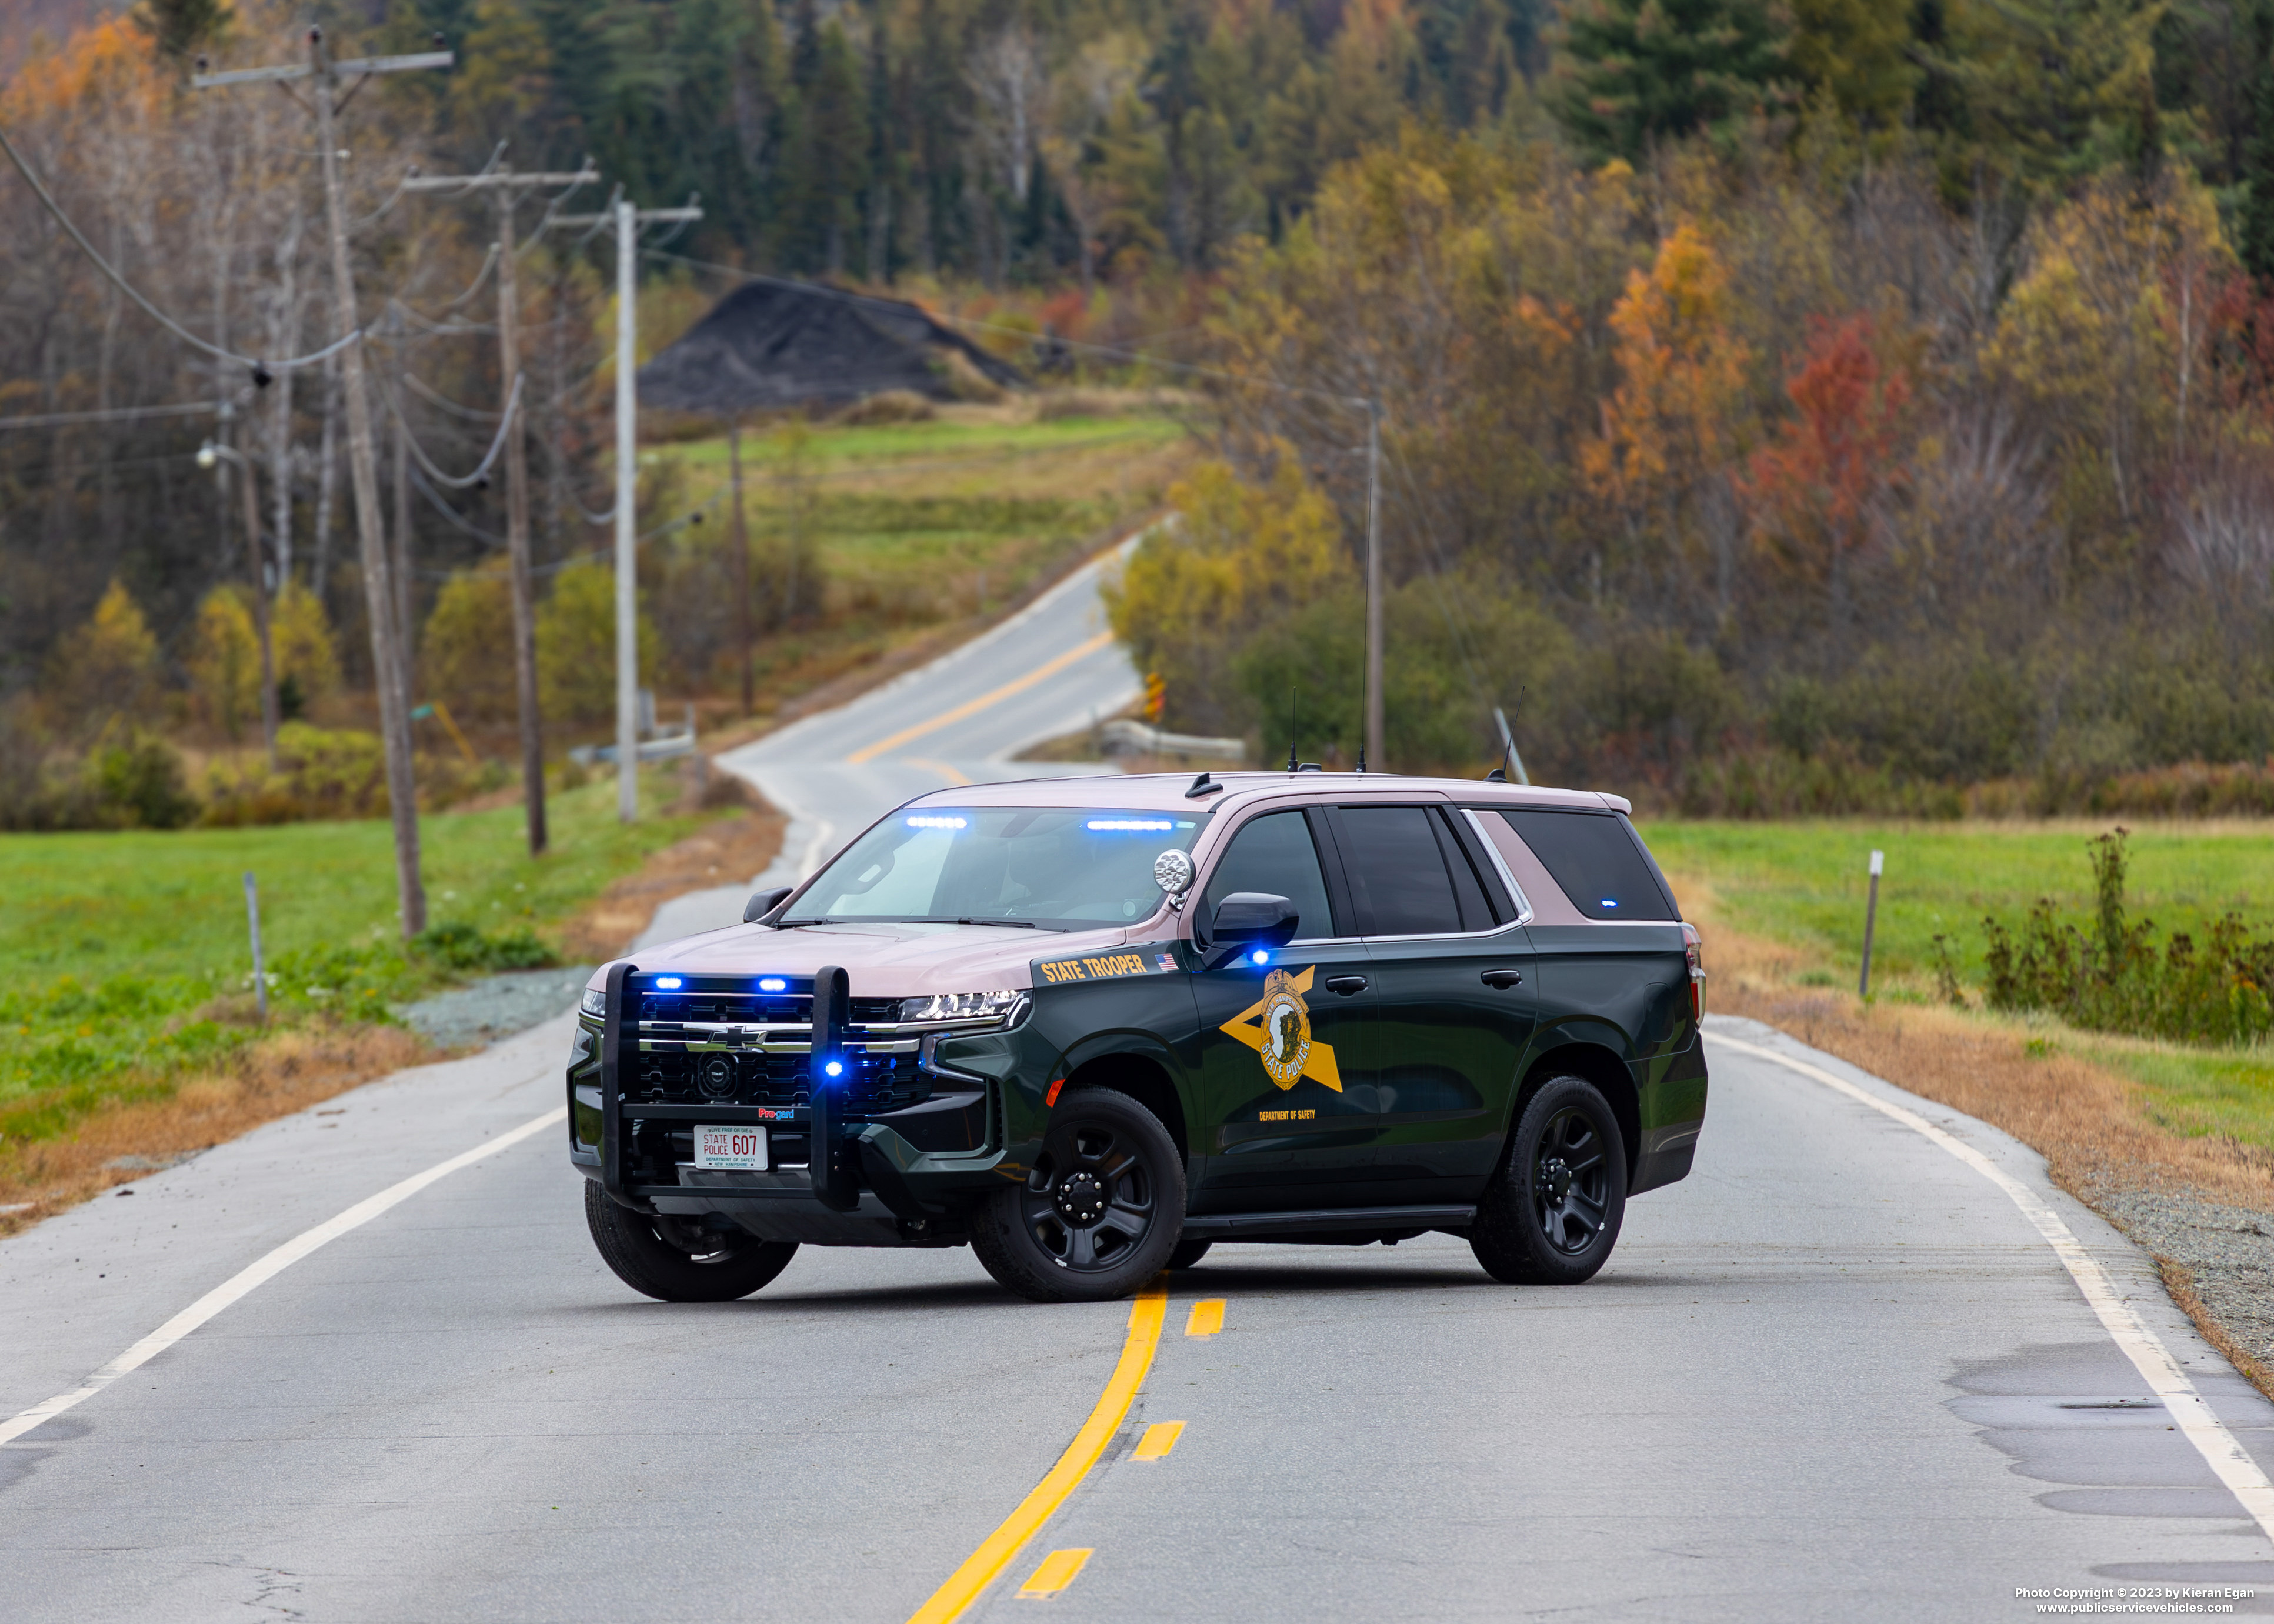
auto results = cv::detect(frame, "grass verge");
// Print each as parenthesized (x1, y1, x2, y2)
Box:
(0, 765, 783, 1234)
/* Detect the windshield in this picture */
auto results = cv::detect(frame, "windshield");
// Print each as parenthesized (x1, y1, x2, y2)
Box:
(783, 807, 1211, 930)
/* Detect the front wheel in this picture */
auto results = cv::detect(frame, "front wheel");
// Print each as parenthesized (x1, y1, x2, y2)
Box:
(971, 1087, 1185, 1302)
(1470, 1075, 1627, 1286)
(585, 1181, 799, 1302)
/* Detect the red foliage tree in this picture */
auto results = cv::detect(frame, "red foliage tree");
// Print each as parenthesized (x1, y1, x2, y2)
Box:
(1742, 313, 1912, 616)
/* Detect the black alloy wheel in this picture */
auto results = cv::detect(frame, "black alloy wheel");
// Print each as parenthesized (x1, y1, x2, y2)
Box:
(584, 1180, 799, 1302)
(1469, 1074, 1628, 1286)
(1533, 1105, 1611, 1255)
(971, 1088, 1185, 1302)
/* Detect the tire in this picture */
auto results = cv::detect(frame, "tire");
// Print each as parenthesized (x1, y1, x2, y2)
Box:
(584, 1180, 799, 1302)
(1470, 1074, 1628, 1286)
(971, 1087, 1185, 1303)
(1165, 1239, 1212, 1271)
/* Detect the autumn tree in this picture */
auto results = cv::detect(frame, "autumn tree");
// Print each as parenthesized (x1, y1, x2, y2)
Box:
(1743, 313, 1913, 628)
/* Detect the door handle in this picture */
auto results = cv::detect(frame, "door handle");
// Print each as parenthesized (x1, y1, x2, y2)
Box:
(1480, 968, 1525, 989)
(1323, 975, 1368, 996)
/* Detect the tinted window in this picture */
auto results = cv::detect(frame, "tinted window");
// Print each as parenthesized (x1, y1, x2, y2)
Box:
(1434, 812, 1496, 930)
(1495, 809, 1676, 921)
(1337, 806, 1463, 936)
(1201, 811, 1336, 941)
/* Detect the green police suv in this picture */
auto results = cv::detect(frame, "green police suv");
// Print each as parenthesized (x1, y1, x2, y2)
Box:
(568, 772, 1708, 1303)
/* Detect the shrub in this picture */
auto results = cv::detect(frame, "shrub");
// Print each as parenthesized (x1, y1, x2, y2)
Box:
(411, 920, 557, 973)
(88, 730, 198, 828)
(836, 389, 936, 425)
(1979, 829, 2274, 1048)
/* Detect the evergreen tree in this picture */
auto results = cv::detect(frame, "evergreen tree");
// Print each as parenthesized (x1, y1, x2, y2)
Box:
(2240, 0, 2274, 278)
(1789, 0, 1918, 128)
(1550, 0, 1795, 163)
(132, 0, 228, 64)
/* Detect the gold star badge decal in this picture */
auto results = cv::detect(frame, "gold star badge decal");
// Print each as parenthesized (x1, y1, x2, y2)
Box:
(1219, 965, 1342, 1092)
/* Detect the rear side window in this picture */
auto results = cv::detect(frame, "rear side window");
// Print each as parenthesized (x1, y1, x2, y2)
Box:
(1202, 811, 1338, 941)
(1335, 805, 1464, 936)
(1494, 809, 1676, 921)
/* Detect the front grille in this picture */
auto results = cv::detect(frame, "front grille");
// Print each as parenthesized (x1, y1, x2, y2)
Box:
(629, 986, 929, 1113)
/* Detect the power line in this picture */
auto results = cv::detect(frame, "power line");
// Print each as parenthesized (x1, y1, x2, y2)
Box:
(0, 400, 224, 431)
(0, 118, 370, 377)
(378, 368, 524, 489)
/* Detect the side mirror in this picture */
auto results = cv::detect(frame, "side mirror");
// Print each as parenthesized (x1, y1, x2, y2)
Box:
(1204, 892, 1299, 952)
(743, 885, 793, 923)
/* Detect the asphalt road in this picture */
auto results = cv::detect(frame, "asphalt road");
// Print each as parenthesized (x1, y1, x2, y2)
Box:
(6, 1017, 2273, 1620)
(10, 547, 2274, 1619)
(640, 540, 1142, 950)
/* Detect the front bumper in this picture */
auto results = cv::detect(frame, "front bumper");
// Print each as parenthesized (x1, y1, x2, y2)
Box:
(569, 963, 1039, 1246)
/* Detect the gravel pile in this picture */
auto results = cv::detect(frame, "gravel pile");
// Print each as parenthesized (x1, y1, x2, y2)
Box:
(2098, 1188, 2274, 1369)
(397, 966, 598, 1052)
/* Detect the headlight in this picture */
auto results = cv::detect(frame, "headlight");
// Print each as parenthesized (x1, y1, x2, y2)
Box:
(579, 987, 607, 1019)
(899, 990, 1021, 1024)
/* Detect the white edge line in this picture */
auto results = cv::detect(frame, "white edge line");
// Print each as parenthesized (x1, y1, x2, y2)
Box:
(1706, 1028, 2274, 1543)
(0, 1105, 567, 1449)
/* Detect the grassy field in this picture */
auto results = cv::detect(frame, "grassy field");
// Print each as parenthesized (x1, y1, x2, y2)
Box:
(657, 405, 1195, 711)
(1642, 818, 2274, 1148)
(0, 767, 714, 1141)
(1639, 819, 2274, 988)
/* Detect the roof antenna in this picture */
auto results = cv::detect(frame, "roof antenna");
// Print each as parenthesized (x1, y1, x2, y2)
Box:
(1487, 688, 1529, 784)
(1286, 684, 1299, 774)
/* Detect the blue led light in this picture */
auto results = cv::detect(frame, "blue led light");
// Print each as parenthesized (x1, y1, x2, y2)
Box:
(906, 814, 968, 829)
(1250, 949, 1269, 965)
(1087, 818, 1173, 832)
(1601, 899, 1619, 908)
(823, 1059, 844, 1078)
(654, 976, 683, 989)
(758, 976, 786, 992)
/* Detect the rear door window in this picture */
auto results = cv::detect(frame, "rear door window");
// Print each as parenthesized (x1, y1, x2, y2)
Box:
(1493, 809, 1676, 921)
(1335, 805, 1464, 936)
(1201, 810, 1339, 941)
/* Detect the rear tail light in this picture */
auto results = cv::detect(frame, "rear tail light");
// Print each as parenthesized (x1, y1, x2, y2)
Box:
(1682, 922, 1705, 1022)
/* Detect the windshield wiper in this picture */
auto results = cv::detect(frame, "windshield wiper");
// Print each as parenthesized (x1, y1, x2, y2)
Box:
(949, 917, 1064, 931)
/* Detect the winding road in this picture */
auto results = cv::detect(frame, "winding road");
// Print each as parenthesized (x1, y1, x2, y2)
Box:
(6, 542, 2274, 1620)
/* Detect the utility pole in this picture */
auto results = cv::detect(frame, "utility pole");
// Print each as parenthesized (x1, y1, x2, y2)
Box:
(403, 162, 596, 857)
(728, 414, 753, 717)
(196, 32, 452, 940)
(1363, 402, 1383, 772)
(548, 194, 701, 824)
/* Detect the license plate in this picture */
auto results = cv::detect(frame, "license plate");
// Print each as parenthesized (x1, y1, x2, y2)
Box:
(695, 1126, 768, 1171)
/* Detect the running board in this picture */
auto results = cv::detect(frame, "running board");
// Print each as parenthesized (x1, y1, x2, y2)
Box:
(1181, 1204, 1476, 1239)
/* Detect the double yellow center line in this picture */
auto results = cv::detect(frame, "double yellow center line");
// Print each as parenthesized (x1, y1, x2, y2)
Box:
(906, 1284, 1168, 1622)
(846, 632, 1114, 765)
(905, 1290, 1229, 1620)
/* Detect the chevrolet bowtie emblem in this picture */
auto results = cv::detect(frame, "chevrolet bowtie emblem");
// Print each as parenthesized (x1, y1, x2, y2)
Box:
(1219, 965, 1341, 1092)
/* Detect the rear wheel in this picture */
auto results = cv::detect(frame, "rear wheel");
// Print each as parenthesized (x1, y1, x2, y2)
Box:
(585, 1181, 798, 1302)
(1166, 1239, 1212, 1270)
(1470, 1075, 1626, 1286)
(971, 1088, 1184, 1302)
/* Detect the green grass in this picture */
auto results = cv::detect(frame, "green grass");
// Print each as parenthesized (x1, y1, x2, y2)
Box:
(650, 409, 1192, 703)
(0, 768, 710, 1136)
(1637, 820, 2274, 986)
(1639, 818, 2274, 1143)
(669, 412, 1184, 473)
